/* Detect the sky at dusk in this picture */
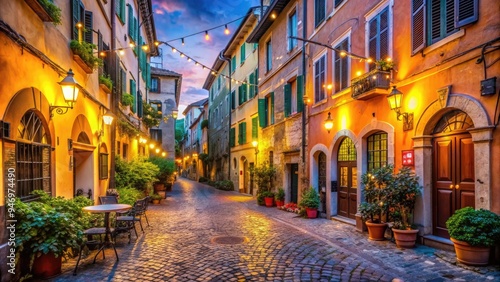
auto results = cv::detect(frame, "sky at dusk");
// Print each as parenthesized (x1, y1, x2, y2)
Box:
(151, 0, 261, 117)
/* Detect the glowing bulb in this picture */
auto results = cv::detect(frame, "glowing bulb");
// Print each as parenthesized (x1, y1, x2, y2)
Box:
(99, 51, 106, 57)
(149, 143, 155, 149)
(224, 25, 230, 35)
(118, 49, 125, 56)
(386, 57, 392, 62)
(181, 38, 185, 45)
(271, 12, 277, 19)
(154, 41, 160, 46)
(76, 22, 83, 29)
(205, 31, 210, 40)
(172, 48, 177, 53)
(162, 152, 166, 157)
(366, 58, 373, 63)
(129, 42, 135, 48)
(180, 53, 185, 58)
(195, 62, 199, 66)
(142, 45, 148, 51)
(187, 57, 191, 62)
(339, 51, 347, 57)
(356, 71, 362, 77)
(327, 84, 333, 90)
(155, 148, 160, 153)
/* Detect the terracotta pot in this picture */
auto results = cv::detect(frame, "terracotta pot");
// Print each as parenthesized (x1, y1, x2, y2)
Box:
(32, 252, 62, 279)
(392, 228, 419, 248)
(264, 197, 274, 207)
(275, 200, 284, 207)
(152, 199, 160, 205)
(154, 182, 166, 192)
(365, 221, 387, 241)
(305, 208, 317, 219)
(450, 237, 491, 266)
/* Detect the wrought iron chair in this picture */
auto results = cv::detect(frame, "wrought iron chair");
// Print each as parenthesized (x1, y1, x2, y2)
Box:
(99, 196, 118, 205)
(115, 199, 146, 243)
(73, 226, 116, 275)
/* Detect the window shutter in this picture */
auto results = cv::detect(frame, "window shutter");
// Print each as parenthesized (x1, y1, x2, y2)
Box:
(121, 68, 126, 95)
(254, 68, 259, 94)
(128, 6, 133, 39)
(134, 17, 138, 42)
(296, 75, 304, 112)
(258, 99, 267, 127)
(412, 0, 426, 55)
(252, 117, 258, 139)
(238, 85, 242, 105)
(242, 122, 247, 144)
(231, 56, 236, 72)
(455, 0, 478, 28)
(284, 83, 291, 117)
(240, 43, 246, 64)
(249, 73, 255, 98)
(270, 92, 275, 125)
(242, 83, 247, 103)
(147, 63, 151, 88)
(231, 90, 236, 109)
(379, 9, 389, 60)
(138, 93, 143, 118)
(84, 11, 93, 44)
(130, 80, 136, 113)
(230, 127, 236, 147)
(238, 123, 242, 145)
(72, 0, 80, 40)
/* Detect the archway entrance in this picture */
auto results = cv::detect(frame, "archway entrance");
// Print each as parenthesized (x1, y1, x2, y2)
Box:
(432, 110, 475, 238)
(337, 137, 357, 219)
(239, 156, 248, 193)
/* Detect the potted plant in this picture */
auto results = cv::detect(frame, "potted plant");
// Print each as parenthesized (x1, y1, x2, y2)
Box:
(25, 0, 62, 24)
(69, 40, 103, 73)
(299, 187, 320, 219)
(150, 193, 163, 204)
(359, 165, 392, 240)
(262, 190, 275, 207)
(275, 187, 285, 207)
(99, 73, 113, 93)
(446, 207, 500, 265)
(121, 92, 134, 107)
(251, 162, 277, 206)
(387, 166, 421, 248)
(375, 59, 394, 71)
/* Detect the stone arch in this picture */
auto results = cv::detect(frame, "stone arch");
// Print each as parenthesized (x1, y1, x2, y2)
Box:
(71, 114, 94, 145)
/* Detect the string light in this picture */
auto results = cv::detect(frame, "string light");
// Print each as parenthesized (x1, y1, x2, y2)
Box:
(205, 31, 210, 41)
(172, 48, 176, 53)
(181, 38, 185, 45)
(224, 25, 230, 35)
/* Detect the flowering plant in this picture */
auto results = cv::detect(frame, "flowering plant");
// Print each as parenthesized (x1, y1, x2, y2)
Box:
(279, 202, 300, 213)
(387, 167, 421, 230)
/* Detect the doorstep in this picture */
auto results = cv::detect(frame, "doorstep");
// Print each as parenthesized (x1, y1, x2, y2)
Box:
(331, 216, 356, 226)
(422, 234, 455, 252)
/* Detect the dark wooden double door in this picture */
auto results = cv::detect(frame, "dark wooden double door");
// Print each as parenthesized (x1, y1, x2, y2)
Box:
(338, 161, 357, 219)
(433, 133, 475, 238)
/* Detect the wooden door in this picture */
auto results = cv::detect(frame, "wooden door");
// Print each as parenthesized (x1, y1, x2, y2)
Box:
(433, 133, 475, 238)
(338, 162, 357, 219)
(290, 164, 299, 203)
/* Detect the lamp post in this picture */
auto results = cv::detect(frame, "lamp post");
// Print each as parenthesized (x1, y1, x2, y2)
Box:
(252, 140, 259, 166)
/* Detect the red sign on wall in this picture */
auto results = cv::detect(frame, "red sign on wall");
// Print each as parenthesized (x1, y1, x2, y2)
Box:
(402, 150, 414, 166)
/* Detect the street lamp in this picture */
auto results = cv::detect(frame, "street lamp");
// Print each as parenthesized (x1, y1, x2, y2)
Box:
(50, 69, 79, 118)
(102, 109, 115, 125)
(324, 112, 334, 133)
(386, 86, 413, 131)
(252, 140, 259, 166)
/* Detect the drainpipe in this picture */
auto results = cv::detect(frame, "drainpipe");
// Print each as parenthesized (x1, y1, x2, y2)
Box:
(301, 0, 307, 164)
(219, 51, 231, 180)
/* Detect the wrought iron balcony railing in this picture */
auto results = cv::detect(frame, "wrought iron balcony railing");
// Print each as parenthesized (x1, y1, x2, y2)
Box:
(351, 69, 391, 100)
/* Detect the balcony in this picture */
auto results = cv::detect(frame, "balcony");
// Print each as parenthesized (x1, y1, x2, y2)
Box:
(351, 69, 391, 100)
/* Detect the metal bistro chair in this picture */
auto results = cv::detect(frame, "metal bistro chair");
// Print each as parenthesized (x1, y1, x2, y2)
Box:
(73, 226, 116, 275)
(141, 196, 151, 228)
(115, 198, 146, 243)
(99, 196, 118, 205)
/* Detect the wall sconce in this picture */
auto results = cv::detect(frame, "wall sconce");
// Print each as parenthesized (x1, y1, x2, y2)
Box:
(163, 108, 179, 122)
(302, 95, 311, 105)
(324, 112, 334, 133)
(161, 151, 166, 157)
(252, 140, 259, 153)
(50, 69, 79, 118)
(386, 86, 413, 131)
(102, 109, 115, 125)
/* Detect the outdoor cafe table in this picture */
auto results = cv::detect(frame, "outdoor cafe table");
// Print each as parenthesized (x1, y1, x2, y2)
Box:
(82, 204, 131, 261)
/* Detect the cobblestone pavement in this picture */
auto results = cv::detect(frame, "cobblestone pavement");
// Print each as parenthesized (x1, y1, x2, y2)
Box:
(50, 178, 499, 282)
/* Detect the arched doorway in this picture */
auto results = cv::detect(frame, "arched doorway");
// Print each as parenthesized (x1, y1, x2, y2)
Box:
(337, 137, 357, 219)
(432, 110, 475, 238)
(318, 152, 327, 214)
(71, 115, 96, 198)
(239, 156, 248, 193)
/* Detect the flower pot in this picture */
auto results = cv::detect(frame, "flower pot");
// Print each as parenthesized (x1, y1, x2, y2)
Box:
(450, 238, 491, 266)
(152, 199, 160, 205)
(264, 197, 274, 207)
(365, 221, 388, 241)
(392, 228, 419, 248)
(275, 200, 284, 207)
(305, 208, 317, 219)
(32, 252, 62, 279)
(154, 182, 166, 192)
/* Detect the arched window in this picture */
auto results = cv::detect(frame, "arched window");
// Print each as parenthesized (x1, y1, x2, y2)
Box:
(17, 111, 51, 200)
(367, 131, 387, 171)
(433, 110, 473, 134)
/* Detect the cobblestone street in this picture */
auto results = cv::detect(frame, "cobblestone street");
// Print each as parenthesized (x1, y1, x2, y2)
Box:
(52, 178, 500, 281)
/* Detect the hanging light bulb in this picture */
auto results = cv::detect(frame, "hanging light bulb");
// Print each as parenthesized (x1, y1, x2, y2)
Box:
(129, 42, 135, 48)
(195, 62, 199, 66)
(172, 48, 177, 53)
(224, 25, 230, 35)
(339, 51, 347, 57)
(180, 53, 185, 58)
(118, 49, 125, 56)
(154, 41, 160, 46)
(205, 31, 210, 40)
(181, 38, 185, 45)
(187, 57, 191, 62)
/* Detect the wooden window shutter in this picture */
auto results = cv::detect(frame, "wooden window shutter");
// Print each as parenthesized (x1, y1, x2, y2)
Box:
(130, 80, 136, 113)
(230, 127, 236, 147)
(84, 11, 93, 44)
(284, 83, 291, 117)
(254, 68, 259, 94)
(252, 117, 258, 139)
(296, 75, 304, 113)
(242, 83, 247, 103)
(240, 43, 246, 64)
(249, 73, 255, 98)
(258, 99, 267, 127)
(455, 0, 478, 28)
(238, 123, 242, 145)
(137, 93, 143, 118)
(72, 0, 80, 40)
(242, 122, 247, 144)
(231, 90, 236, 109)
(270, 92, 275, 125)
(379, 8, 389, 60)
(128, 6, 133, 39)
(412, 0, 426, 55)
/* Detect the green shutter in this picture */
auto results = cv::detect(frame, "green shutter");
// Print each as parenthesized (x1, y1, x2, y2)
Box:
(146, 63, 151, 88)
(120, 0, 125, 21)
(242, 122, 247, 144)
(249, 73, 255, 98)
(284, 83, 291, 117)
(238, 123, 242, 145)
(254, 68, 259, 94)
(128, 5, 133, 39)
(231, 90, 236, 109)
(242, 83, 247, 103)
(238, 85, 242, 105)
(270, 92, 275, 125)
(297, 75, 304, 112)
(231, 56, 236, 73)
(130, 79, 136, 113)
(230, 127, 236, 147)
(258, 99, 266, 127)
(240, 43, 246, 64)
(252, 117, 258, 139)
(72, 0, 80, 40)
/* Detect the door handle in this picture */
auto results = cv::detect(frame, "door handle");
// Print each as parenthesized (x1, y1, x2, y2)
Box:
(455, 185, 459, 189)
(449, 184, 454, 189)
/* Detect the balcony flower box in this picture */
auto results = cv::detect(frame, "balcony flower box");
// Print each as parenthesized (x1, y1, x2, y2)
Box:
(351, 69, 391, 100)
(73, 54, 93, 74)
(25, 0, 62, 24)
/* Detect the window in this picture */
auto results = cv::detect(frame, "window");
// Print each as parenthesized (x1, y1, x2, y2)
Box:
(238, 122, 247, 145)
(72, 0, 93, 43)
(130, 79, 136, 112)
(314, 54, 326, 102)
(240, 43, 246, 64)
(238, 83, 247, 105)
(99, 153, 109, 179)
(151, 77, 160, 92)
(249, 68, 258, 98)
(266, 39, 272, 72)
(128, 5, 138, 43)
(231, 56, 236, 73)
(252, 116, 258, 140)
(334, 0, 346, 8)
(367, 132, 388, 171)
(258, 92, 274, 128)
(117, 141, 121, 156)
(288, 10, 297, 51)
(334, 37, 349, 92)
(123, 143, 128, 160)
(284, 79, 298, 117)
(231, 90, 236, 110)
(269, 151, 274, 166)
(412, 0, 477, 54)
(16, 111, 51, 200)
(315, 0, 326, 27)
(230, 127, 236, 147)
(116, 0, 125, 23)
(150, 129, 162, 144)
(368, 7, 389, 70)
(149, 100, 161, 114)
